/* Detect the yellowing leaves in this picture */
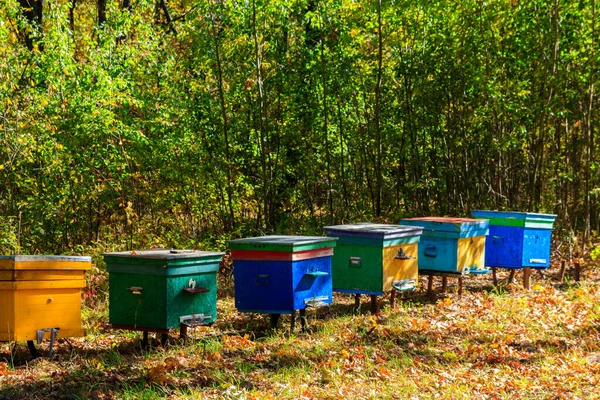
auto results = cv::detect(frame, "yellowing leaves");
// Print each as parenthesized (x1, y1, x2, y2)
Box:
(222, 333, 254, 350)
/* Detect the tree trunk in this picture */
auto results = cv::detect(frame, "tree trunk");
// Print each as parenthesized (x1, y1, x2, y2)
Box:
(98, 0, 106, 27)
(18, 0, 43, 51)
(212, 9, 236, 230)
(374, 0, 384, 216)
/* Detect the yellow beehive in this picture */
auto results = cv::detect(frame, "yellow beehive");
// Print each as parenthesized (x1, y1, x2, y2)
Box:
(0, 255, 91, 342)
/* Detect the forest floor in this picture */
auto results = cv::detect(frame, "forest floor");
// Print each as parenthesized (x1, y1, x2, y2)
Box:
(1, 256, 599, 399)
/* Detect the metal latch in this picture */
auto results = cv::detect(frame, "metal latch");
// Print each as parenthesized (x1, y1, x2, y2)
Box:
(392, 279, 416, 291)
(305, 271, 329, 277)
(394, 248, 415, 260)
(529, 259, 547, 264)
(304, 295, 329, 308)
(349, 257, 362, 268)
(36, 327, 60, 356)
(179, 314, 213, 327)
(127, 286, 144, 295)
(463, 266, 491, 275)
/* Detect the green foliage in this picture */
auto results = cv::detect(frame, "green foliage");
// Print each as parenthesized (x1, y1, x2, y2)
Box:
(0, 0, 598, 253)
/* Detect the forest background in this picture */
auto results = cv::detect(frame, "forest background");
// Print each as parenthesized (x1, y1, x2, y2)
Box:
(0, 0, 598, 256)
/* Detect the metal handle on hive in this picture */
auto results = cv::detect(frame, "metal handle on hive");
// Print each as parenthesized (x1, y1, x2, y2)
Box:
(255, 274, 269, 285)
(492, 236, 504, 246)
(424, 246, 437, 258)
(126, 286, 144, 295)
(348, 257, 362, 268)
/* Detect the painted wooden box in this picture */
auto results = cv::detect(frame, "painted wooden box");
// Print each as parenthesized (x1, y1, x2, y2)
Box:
(322, 223, 423, 295)
(471, 210, 557, 269)
(0, 255, 91, 342)
(228, 236, 336, 314)
(399, 217, 489, 274)
(104, 249, 224, 330)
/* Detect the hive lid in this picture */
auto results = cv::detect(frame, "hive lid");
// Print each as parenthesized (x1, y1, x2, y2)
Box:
(0, 255, 91, 262)
(400, 217, 489, 234)
(471, 210, 556, 229)
(323, 223, 423, 239)
(102, 249, 224, 260)
(227, 235, 337, 252)
(0, 255, 92, 270)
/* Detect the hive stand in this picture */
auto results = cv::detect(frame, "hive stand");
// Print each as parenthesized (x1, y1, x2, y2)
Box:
(229, 236, 336, 333)
(323, 223, 423, 315)
(472, 211, 557, 289)
(420, 270, 465, 299)
(103, 249, 224, 347)
(0, 255, 91, 359)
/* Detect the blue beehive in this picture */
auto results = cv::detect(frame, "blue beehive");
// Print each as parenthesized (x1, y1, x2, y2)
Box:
(399, 217, 489, 274)
(471, 211, 557, 269)
(228, 236, 337, 315)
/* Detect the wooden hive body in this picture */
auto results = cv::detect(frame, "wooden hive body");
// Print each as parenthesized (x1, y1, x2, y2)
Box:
(0, 256, 90, 342)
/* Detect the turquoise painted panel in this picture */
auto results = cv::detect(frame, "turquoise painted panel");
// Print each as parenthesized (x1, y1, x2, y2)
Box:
(522, 228, 552, 268)
(417, 236, 458, 272)
(400, 218, 488, 239)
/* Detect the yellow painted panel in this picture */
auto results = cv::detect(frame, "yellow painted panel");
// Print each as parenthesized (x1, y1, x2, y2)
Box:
(382, 243, 419, 291)
(0, 290, 16, 340)
(0, 271, 13, 281)
(7, 289, 84, 340)
(0, 280, 86, 290)
(14, 270, 86, 281)
(457, 236, 486, 271)
(11, 261, 91, 271)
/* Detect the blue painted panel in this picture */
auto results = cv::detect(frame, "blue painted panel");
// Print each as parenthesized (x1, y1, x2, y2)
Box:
(522, 228, 552, 268)
(417, 236, 459, 272)
(292, 257, 332, 309)
(233, 257, 332, 313)
(484, 225, 524, 268)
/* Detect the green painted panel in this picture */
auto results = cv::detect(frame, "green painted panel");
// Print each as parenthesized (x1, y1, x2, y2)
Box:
(109, 273, 167, 329)
(331, 244, 383, 293)
(166, 273, 217, 328)
(106, 262, 219, 276)
(104, 256, 222, 269)
(228, 236, 336, 252)
(486, 218, 525, 227)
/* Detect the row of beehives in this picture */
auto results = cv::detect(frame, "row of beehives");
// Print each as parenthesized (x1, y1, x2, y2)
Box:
(0, 210, 556, 355)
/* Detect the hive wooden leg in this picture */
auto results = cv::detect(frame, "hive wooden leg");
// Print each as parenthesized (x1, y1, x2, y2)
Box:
(354, 294, 361, 313)
(142, 331, 149, 348)
(458, 277, 463, 297)
(27, 340, 39, 359)
(160, 333, 169, 347)
(441, 277, 448, 293)
(180, 324, 188, 343)
(508, 270, 516, 284)
(427, 276, 434, 299)
(290, 311, 296, 332)
(523, 267, 531, 289)
(370, 295, 378, 314)
(492, 267, 498, 286)
(270, 314, 280, 329)
(299, 308, 307, 332)
(390, 290, 396, 309)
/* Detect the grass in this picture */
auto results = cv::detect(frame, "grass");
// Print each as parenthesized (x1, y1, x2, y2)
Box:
(1, 265, 600, 399)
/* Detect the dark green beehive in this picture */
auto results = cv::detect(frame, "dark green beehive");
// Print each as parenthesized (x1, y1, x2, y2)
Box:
(104, 249, 224, 330)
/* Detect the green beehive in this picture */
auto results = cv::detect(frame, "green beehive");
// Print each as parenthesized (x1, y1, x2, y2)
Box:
(104, 249, 224, 331)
